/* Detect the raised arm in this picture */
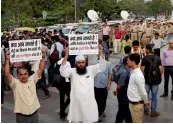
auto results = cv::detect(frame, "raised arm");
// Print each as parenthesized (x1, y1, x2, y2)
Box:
(36, 49, 45, 78)
(60, 47, 72, 78)
(88, 44, 106, 76)
(4, 51, 13, 84)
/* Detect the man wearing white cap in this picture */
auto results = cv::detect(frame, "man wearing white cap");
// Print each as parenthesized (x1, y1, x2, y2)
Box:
(60, 45, 106, 123)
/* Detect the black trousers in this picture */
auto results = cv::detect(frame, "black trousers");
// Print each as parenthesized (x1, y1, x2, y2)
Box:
(16, 111, 38, 123)
(48, 64, 55, 85)
(115, 96, 132, 123)
(94, 87, 108, 116)
(55, 82, 70, 116)
(164, 66, 173, 94)
(154, 48, 160, 57)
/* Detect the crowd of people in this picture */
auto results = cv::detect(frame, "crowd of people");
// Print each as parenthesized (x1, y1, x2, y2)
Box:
(1, 20, 173, 123)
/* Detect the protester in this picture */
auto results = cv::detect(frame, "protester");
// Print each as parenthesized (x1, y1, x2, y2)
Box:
(4, 50, 45, 123)
(141, 44, 163, 117)
(119, 46, 131, 65)
(114, 26, 122, 54)
(53, 51, 71, 120)
(102, 40, 110, 61)
(102, 23, 111, 42)
(102, 23, 111, 52)
(160, 40, 173, 100)
(140, 32, 150, 49)
(151, 33, 165, 57)
(94, 57, 112, 122)
(121, 35, 132, 56)
(60, 45, 106, 123)
(41, 39, 49, 86)
(131, 40, 144, 65)
(114, 56, 132, 123)
(127, 53, 149, 123)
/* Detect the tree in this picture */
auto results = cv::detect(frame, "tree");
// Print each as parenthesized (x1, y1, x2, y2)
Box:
(80, 0, 118, 19)
(150, 0, 172, 17)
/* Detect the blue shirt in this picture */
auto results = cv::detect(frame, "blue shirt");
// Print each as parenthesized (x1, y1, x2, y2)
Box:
(94, 61, 112, 88)
(117, 66, 130, 100)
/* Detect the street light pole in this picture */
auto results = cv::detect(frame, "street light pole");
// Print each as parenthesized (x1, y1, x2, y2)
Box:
(74, 0, 77, 22)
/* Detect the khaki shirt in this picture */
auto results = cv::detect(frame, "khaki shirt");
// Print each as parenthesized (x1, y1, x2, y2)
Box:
(131, 25, 138, 33)
(167, 25, 173, 34)
(138, 25, 143, 32)
(160, 26, 166, 34)
(9, 73, 41, 115)
(145, 27, 153, 37)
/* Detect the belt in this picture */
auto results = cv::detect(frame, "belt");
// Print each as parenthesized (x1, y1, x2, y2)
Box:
(129, 100, 144, 105)
(131, 32, 137, 33)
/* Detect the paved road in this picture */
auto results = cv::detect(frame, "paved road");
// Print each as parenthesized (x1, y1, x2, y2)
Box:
(1, 45, 173, 123)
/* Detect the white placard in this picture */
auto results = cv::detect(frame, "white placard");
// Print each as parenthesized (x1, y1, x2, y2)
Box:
(69, 34, 98, 55)
(9, 39, 42, 62)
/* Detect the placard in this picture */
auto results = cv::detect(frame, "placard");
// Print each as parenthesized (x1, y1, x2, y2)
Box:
(9, 39, 42, 62)
(69, 34, 98, 55)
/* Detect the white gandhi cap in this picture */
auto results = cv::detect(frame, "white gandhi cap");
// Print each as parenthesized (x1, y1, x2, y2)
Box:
(75, 55, 85, 62)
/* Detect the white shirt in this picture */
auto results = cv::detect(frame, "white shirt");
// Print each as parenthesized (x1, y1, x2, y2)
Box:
(151, 38, 165, 49)
(127, 68, 148, 103)
(58, 58, 71, 82)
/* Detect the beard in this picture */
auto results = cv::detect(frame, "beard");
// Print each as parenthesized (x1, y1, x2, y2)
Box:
(76, 66, 87, 75)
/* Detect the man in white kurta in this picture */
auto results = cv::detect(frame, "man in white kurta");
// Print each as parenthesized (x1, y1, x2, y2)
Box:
(60, 48, 106, 123)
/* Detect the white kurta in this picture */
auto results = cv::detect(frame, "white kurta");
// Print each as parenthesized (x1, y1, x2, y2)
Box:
(60, 58, 106, 123)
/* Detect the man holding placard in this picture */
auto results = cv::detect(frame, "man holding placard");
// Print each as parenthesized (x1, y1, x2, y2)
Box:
(60, 44, 106, 123)
(4, 50, 45, 123)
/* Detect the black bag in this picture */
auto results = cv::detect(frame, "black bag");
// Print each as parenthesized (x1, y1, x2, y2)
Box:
(52, 64, 65, 87)
(50, 44, 59, 63)
(148, 56, 161, 84)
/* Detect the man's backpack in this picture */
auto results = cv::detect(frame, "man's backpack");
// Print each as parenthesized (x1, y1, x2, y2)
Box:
(148, 56, 161, 84)
(52, 64, 65, 87)
(112, 65, 122, 83)
(50, 44, 59, 63)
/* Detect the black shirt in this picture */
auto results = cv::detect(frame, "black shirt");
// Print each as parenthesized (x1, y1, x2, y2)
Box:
(141, 54, 162, 85)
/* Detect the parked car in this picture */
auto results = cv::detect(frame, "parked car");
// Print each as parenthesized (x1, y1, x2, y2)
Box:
(47, 24, 66, 33)
(62, 26, 78, 37)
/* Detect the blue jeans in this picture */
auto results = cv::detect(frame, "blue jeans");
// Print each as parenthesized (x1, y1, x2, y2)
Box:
(144, 84, 159, 112)
(44, 62, 49, 85)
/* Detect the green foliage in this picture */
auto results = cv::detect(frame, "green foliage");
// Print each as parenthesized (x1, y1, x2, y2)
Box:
(1, 0, 173, 29)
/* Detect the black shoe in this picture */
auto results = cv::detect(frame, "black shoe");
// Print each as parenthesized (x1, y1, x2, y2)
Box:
(101, 112, 106, 117)
(160, 93, 168, 97)
(43, 93, 51, 99)
(60, 113, 67, 121)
